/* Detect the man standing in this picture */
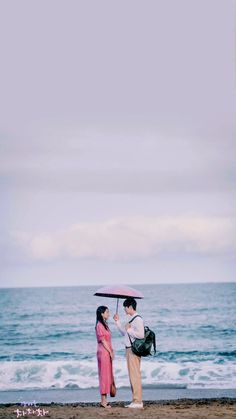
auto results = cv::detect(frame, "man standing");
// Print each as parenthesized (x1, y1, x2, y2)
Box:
(113, 297, 144, 409)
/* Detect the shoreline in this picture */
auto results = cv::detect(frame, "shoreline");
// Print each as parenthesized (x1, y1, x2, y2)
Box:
(1, 397, 236, 406)
(1, 387, 236, 404)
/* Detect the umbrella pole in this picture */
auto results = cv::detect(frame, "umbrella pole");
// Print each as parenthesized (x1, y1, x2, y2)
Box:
(116, 298, 119, 314)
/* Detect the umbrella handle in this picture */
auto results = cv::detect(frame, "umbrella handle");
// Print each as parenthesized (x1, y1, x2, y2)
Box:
(116, 298, 119, 314)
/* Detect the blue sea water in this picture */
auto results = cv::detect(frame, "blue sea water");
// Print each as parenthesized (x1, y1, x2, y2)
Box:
(0, 283, 236, 392)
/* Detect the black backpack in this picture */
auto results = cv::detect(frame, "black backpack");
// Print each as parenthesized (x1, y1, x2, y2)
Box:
(128, 315, 156, 357)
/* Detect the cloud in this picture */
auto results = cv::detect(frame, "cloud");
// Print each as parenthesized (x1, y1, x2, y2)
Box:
(2, 168, 235, 196)
(1, 128, 235, 196)
(12, 216, 236, 262)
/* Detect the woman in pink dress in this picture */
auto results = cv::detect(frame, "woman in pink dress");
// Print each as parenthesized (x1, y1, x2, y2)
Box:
(96, 306, 114, 408)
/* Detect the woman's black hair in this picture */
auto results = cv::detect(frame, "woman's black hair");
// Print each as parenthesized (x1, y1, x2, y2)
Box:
(96, 306, 109, 330)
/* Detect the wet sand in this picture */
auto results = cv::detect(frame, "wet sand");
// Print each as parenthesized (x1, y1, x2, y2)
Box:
(1, 399, 236, 419)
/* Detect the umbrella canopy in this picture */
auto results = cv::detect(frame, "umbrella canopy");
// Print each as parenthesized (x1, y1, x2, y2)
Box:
(94, 285, 144, 299)
(94, 285, 144, 313)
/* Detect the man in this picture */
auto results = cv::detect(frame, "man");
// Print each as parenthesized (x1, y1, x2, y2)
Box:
(113, 297, 144, 409)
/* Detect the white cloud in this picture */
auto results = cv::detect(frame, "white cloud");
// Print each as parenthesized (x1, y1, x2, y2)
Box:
(12, 216, 236, 262)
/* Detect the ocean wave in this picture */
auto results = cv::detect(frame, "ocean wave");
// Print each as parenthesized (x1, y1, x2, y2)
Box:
(42, 330, 87, 339)
(1, 349, 235, 363)
(156, 350, 236, 362)
(1, 329, 88, 344)
(0, 357, 235, 392)
(218, 350, 236, 358)
(0, 352, 81, 362)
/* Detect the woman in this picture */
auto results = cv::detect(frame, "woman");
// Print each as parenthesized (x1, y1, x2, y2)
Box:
(96, 306, 114, 408)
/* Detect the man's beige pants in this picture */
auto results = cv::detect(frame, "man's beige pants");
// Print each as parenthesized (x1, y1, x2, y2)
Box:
(126, 348, 142, 404)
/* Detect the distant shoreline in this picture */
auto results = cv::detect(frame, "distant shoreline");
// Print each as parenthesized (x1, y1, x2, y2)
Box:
(1, 281, 236, 289)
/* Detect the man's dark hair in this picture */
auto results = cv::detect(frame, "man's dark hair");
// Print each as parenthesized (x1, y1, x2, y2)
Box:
(123, 297, 137, 310)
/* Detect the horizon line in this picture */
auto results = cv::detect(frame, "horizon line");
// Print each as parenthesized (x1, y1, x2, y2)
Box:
(0, 280, 235, 290)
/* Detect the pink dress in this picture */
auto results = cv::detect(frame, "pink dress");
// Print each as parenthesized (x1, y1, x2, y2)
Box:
(96, 322, 113, 395)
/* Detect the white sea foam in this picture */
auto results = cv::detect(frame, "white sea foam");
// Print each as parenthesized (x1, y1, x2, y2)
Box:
(0, 357, 235, 391)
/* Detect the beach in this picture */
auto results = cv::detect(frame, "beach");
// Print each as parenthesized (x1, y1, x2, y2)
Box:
(1, 399, 236, 419)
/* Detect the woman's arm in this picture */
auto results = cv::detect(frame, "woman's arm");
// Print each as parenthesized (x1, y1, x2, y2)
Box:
(96, 323, 114, 360)
(101, 339, 114, 360)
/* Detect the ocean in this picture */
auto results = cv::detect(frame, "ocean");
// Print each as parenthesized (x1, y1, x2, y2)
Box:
(0, 283, 236, 394)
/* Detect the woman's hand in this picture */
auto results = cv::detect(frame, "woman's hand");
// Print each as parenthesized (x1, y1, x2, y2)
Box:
(110, 350, 115, 361)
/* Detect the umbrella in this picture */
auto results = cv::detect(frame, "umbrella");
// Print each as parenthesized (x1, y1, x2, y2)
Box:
(94, 285, 144, 314)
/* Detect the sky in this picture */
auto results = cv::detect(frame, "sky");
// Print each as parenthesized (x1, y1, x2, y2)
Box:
(0, 0, 235, 288)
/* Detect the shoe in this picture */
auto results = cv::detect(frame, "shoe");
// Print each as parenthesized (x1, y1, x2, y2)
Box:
(125, 402, 143, 408)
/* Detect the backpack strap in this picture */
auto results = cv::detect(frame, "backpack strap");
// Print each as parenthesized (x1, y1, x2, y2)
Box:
(147, 328, 156, 354)
(153, 332, 157, 354)
(128, 315, 142, 324)
(128, 332, 133, 347)
(127, 315, 142, 346)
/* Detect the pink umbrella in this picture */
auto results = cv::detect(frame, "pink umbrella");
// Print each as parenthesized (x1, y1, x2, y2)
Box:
(94, 285, 144, 313)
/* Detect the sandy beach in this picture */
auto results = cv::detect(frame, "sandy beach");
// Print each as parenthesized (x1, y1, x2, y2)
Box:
(1, 399, 236, 419)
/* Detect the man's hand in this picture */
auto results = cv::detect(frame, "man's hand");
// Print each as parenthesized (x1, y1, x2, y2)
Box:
(113, 314, 119, 322)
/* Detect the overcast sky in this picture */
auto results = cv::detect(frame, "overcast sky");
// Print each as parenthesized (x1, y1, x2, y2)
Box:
(0, 0, 235, 288)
